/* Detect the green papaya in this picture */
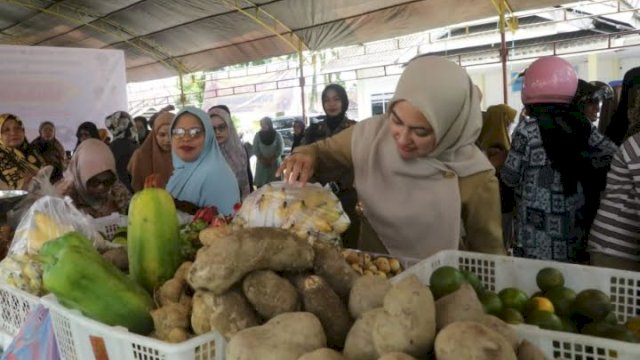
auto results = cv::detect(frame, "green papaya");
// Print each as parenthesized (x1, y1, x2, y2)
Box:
(40, 235, 154, 334)
(127, 188, 183, 293)
(39, 231, 93, 259)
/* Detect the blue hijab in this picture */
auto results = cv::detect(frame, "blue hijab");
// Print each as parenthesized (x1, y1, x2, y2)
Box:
(166, 107, 240, 215)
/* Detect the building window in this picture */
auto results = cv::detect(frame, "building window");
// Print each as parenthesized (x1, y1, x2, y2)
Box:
(371, 92, 394, 115)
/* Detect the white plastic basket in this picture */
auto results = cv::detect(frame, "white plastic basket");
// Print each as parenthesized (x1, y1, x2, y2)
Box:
(91, 213, 128, 240)
(394, 250, 640, 360)
(41, 294, 225, 360)
(0, 283, 39, 337)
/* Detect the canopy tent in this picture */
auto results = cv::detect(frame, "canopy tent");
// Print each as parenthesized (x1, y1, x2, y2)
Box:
(0, 0, 576, 82)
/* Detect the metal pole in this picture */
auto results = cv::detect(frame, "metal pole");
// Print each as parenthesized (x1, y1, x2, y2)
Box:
(178, 71, 186, 107)
(298, 40, 307, 125)
(499, 2, 509, 104)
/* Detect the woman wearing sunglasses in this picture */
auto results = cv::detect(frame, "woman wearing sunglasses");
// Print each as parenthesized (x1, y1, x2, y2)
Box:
(56, 138, 131, 218)
(208, 107, 251, 199)
(166, 107, 240, 216)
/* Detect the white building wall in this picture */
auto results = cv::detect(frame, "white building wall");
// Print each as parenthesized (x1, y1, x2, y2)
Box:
(356, 51, 640, 120)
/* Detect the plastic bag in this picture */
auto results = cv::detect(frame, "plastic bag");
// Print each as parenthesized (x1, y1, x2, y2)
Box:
(1, 305, 60, 360)
(233, 181, 350, 244)
(9, 196, 116, 256)
(7, 166, 59, 229)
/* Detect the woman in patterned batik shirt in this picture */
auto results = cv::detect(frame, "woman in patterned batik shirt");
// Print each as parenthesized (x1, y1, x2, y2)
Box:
(501, 57, 616, 263)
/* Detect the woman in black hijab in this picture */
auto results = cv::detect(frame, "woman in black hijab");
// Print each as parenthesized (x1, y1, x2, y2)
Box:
(605, 67, 640, 145)
(300, 83, 360, 248)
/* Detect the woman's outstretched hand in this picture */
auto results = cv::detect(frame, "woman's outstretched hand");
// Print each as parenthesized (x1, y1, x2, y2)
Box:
(276, 152, 315, 185)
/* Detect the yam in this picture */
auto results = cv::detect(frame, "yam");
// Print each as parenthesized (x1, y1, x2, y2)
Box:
(517, 340, 549, 360)
(174, 261, 193, 282)
(372, 275, 436, 357)
(343, 308, 385, 360)
(243, 270, 299, 319)
(435, 282, 484, 330)
(298, 348, 345, 360)
(435, 321, 517, 360)
(313, 242, 359, 300)
(348, 275, 391, 319)
(188, 227, 314, 294)
(156, 278, 185, 306)
(191, 290, 259, 338)
(226, 312, 326, 360)
(296, 275, 353, 348)
(474, 314, 519, 351)
(377, 353, 417, 360)
(150, 303, 190, 341)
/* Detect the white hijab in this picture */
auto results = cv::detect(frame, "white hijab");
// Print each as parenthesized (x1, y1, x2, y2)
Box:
(352, 56, 493, 259)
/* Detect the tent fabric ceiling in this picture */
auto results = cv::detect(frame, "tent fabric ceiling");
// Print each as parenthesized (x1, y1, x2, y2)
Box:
(0, 0, 575, 82)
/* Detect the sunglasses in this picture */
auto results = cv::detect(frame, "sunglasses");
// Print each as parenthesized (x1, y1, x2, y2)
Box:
(172, 127, 204, 139)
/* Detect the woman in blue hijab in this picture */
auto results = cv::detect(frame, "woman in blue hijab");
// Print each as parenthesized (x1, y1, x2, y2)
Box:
(166, 107, 240, 215)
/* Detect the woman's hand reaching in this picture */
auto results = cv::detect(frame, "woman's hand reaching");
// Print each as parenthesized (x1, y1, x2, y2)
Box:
(276, 152, 316, 185)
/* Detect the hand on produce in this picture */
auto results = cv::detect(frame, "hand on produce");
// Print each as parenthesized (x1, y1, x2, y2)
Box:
(276, 152, 316, 185)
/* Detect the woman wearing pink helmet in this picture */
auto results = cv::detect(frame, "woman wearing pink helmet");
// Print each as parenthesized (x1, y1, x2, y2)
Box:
(501, 56, 617, 263)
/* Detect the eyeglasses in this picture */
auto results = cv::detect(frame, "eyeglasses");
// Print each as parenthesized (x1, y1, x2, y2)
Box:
(213, 123, 228, 133)
(172, 127, 204, 139)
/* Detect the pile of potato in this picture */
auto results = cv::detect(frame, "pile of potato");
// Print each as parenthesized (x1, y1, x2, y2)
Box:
(151, 225, 549, 360)
(341, 249, 404, 278)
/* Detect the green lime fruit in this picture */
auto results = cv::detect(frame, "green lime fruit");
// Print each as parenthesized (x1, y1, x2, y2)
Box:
(461, 270, 485, 295)
(499, 287, 529, 313)
(526, 310, 564, 331)
(479, 291, 503, 316)
(499, 308, 525, 325)
(573, 289, 613, 321)
(545, 286, 577, 317)
(429, 266, 465, 299)
(536, 267, 565, 292)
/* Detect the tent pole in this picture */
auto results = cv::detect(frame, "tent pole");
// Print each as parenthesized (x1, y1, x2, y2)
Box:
(499, 1, 508, 104)
(179, 71, 186, 107)
(298, 40, 307, 125)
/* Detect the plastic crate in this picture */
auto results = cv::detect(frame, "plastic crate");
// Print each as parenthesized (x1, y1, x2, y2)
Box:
(41, 294, 225, 360)
(393, 250, 640, 360)
(0, 283, 39, 337)
(91, 213, 128, 240)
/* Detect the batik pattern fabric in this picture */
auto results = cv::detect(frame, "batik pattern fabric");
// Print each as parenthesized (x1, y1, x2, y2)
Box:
(501, 115, 616, 262)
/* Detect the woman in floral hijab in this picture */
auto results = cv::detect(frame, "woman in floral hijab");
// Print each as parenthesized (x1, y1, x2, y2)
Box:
(0, 113, 43, 190)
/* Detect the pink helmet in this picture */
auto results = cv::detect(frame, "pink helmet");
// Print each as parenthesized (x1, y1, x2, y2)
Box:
(521, 56, 578, 105)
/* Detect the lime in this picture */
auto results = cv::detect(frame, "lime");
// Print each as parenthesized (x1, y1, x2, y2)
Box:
(545, 286, 577, 317)
(499, 287, 529, 313)
(479, 291, 503, 316)
(526, 297, 555, 315)
(582, 321, 639, 343)
(429, 266, 465, 299)
(573, 289, 613, 321)
(499, 308, 525, 324)
(461, 270, 485, 295)
(560, 317, 578, 333)
(536, 267, 565, 292)
(604, 311, 619, 325)
(526, 310, 564, 331)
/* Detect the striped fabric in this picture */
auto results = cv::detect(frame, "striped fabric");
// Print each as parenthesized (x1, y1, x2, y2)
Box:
(589, 134, 640, 262)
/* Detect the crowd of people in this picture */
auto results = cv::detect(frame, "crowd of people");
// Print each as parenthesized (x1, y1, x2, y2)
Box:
(1, 54, 639, 270)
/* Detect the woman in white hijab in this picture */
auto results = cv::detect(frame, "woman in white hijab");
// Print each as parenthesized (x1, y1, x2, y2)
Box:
(278, 56, 505, 259)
